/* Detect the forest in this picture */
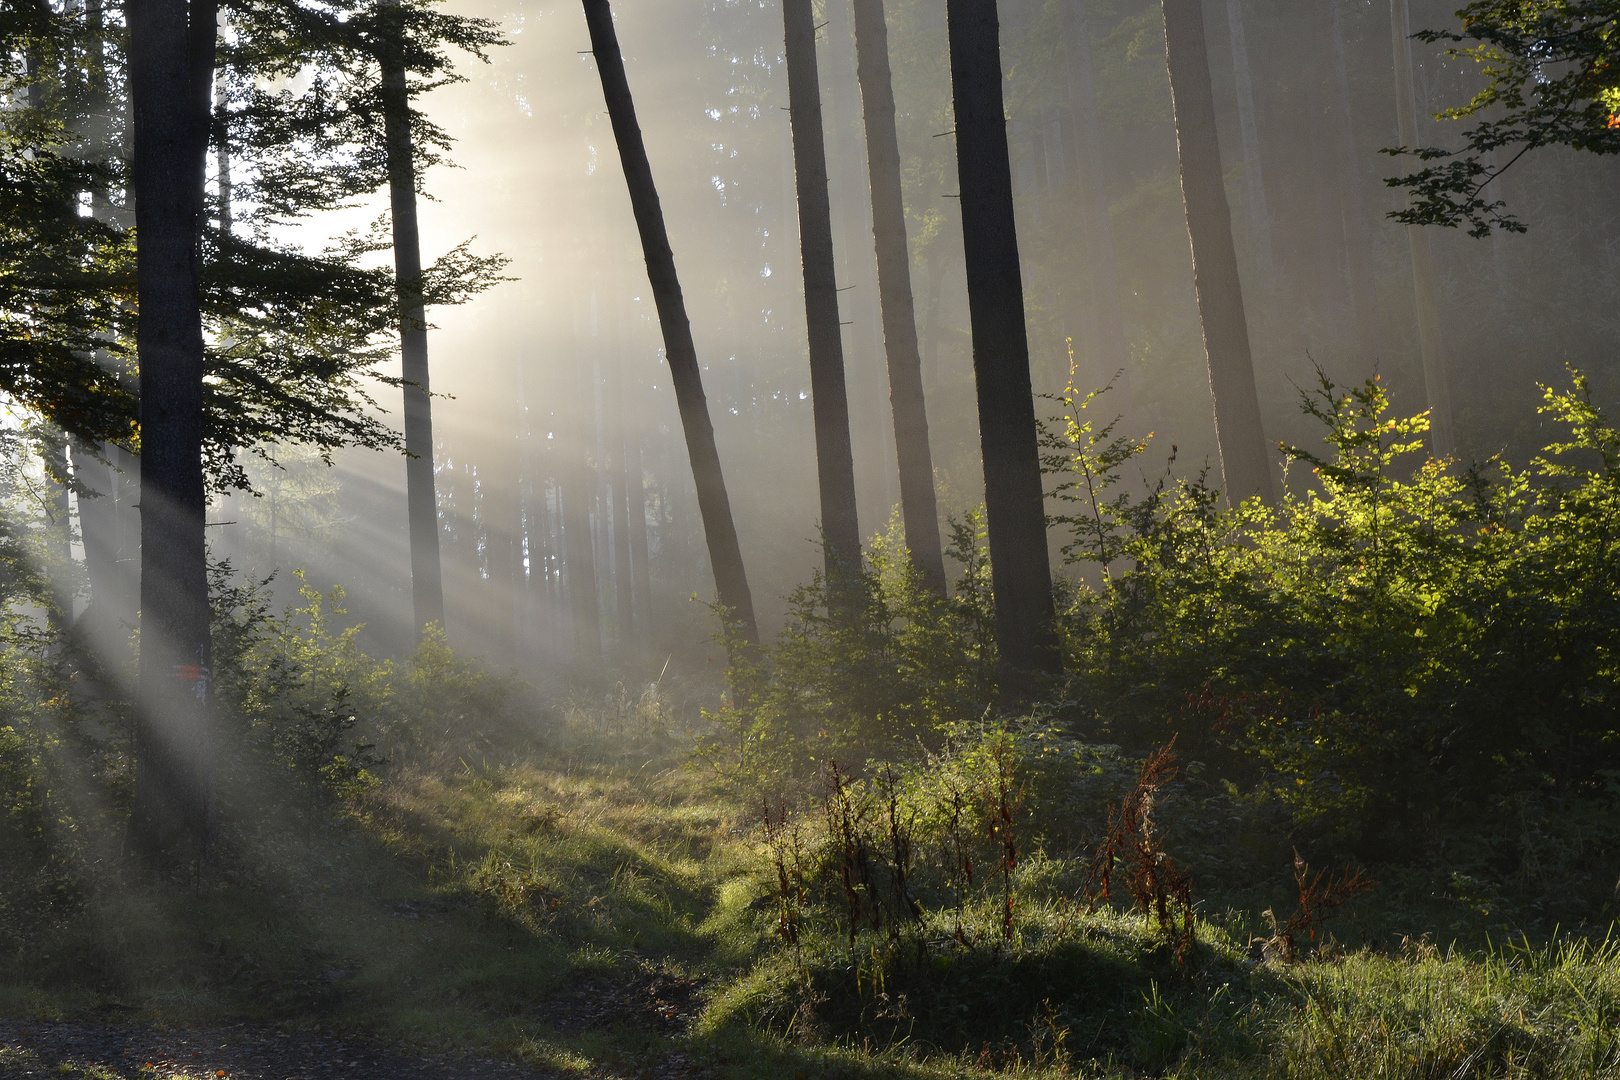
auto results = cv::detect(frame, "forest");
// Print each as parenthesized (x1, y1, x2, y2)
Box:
(3, 0, 1620, 1076)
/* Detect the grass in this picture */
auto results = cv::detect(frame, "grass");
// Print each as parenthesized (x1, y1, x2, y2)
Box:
(5, 692, 1620, 1079)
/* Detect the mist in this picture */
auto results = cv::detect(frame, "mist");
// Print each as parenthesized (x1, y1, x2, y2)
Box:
(197, 0, 1620, 671)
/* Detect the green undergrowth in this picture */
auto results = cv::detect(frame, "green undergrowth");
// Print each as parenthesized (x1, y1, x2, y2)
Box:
(6, 703, 1620, 1079)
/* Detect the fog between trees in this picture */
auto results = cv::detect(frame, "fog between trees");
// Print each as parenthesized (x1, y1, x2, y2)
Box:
(200, 0, 1620, 671)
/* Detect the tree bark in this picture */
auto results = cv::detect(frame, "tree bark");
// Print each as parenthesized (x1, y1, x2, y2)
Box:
(1062, 0, 1133, 411)
(1162, 0, 1275, 505)
(563, 338, 602, 664)
(1221, 0, 1276, 288)
(1389, 0, 1454, 458)
(380, 5, 446, 639)
(582, 0, 758, 647)
(607, 343, 634, 649)
(782, 0, 862, 585)
(851, 0, 946, 594)
(945, 0, 1062, 704)
(1327, 0, 1382, 370)
(626, 428, 652, 643)
(128, 0, 215, 859)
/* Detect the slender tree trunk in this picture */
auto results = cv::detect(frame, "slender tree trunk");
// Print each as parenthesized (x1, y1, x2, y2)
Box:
(70, 443, 117, 638)
(563, 338, 602, 664)
(782, 0, 862, 584)
(851, 0, 946, 594)
(1162, 0, 1275, 505)
(1221, 0, 1276, 288)
(42, 431, 72, 632)
(607, 347, 635, 649)
(380, 6, 446, 638)
(626, 428, 652, 642)
(582, 0, 758, 647)
(945, 0, 1062, 704)
(128, 0, 215, 858)
(486, 376, 518, 668)
(1390, 0, 1454, 458)
(1328, 0, 1382, 368)
(921, 251, 944, 390)
(1062, 0, 1132, 410)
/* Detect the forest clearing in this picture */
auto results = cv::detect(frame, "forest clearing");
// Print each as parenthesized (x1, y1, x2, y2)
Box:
(5, 0, 1620, 1075)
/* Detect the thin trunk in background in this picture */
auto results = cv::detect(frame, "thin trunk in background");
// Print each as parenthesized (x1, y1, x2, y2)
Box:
(1162, 0, 1276, 505)
(42, 432, 71, 632)
(380, 3, 446, 638)
(944, 0, 1062, 703)
(1328, 0, 1382, 369)
(1062, 0, 1132, 410)
(607, 341, 634, 648)
(583, 0, 758, 649)
(1221, 0, 1276, 287)
(1390, 0, 1454, 458)
(626, 428, 652, 641)
(485, 366, 519, 668)
(852, 0, 946, 594)
(563, 335, 602, 664)
(782, 0, 862, 584)
(128, 0, 216, 858)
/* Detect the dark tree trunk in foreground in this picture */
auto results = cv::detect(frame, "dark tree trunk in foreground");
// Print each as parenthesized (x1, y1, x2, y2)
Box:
(945, 0, 1062, 704)
(782, 0, 862, 584)
(1062, 0, 1132, 411)
(380, 9, 446, 638)
(1389, 0, 1453, 458)
(1161, 0, 1276, 505)
(128, 0, 216, 858)
(852, 0, 946, 594)
(582, 0, 758, 647)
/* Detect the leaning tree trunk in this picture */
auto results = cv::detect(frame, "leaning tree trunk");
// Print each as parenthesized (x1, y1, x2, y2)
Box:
(782, 0, 862, 586)
(1162, 0, 1275, 506)
(582, 0, 758, 648)
(1389, 0, 1454, 458)
(852, 0, 946, 595)
(380, 5, 446, 639)
(944, 0, 1062, 705)
(128, 0, 216, 860)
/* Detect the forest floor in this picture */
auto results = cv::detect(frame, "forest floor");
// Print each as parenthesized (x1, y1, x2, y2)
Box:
(5, 717, 1620, 1080)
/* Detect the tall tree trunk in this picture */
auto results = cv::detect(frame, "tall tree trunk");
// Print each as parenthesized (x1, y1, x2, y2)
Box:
(1221, 0, 1276, 288)
(380, 5, 446, 638)
(851, 0, 946, 594)
(563, 338, 602, 664)
(945, 0, 1062, 704)
(41, 431, 72, 633)
(582, 0, 758, 647)
(1328, 0, 1381, 369)
(782, 0, 862, 584)
(1389, 0, 1454, 458)
(1162, 0, 1275, 505)
(626, 428, 652, 643)
(128, 0, 216, 858)
(70, 443, 117, 640)
(607, 345, 635, 649)
(1062, 0, 1132, 410)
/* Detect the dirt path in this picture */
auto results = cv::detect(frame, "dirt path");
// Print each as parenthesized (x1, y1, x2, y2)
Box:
(0, 1020, 557, 1079)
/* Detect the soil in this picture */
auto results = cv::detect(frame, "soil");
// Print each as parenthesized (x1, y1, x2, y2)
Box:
(0, 965, 710, 1079)
(0, 1020, 555, 1079)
